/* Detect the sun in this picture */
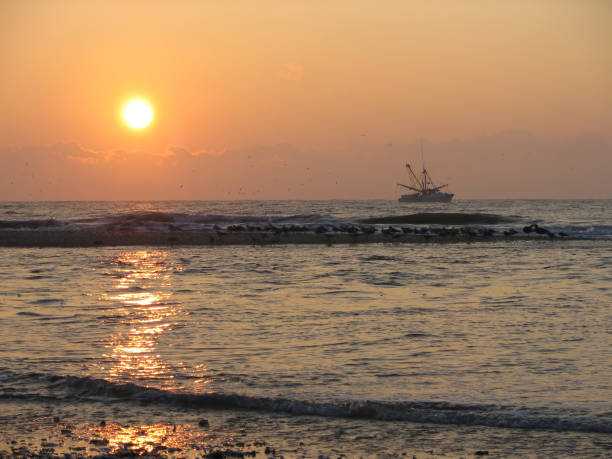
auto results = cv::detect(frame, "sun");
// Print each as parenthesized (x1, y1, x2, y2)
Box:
(123, 99, 154, 129)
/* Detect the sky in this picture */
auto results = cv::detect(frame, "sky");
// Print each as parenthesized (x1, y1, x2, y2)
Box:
(1, 0, 610, 200)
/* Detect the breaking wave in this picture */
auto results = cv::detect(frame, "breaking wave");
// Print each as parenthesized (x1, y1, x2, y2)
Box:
(2, 372, 610, 434)
(358, 213, 515, 225)
(0, 211, 610, 244)
(0, 218, 67, 230)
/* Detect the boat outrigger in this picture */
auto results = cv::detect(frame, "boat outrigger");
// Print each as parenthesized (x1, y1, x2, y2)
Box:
(397, 163, 454, 203)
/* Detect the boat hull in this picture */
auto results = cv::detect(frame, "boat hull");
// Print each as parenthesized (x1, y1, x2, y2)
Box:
(398, 192, 454, 203)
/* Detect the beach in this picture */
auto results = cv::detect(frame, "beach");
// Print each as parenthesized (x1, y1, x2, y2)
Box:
(3, 0, 611, 455)
(2, 399, 610, 458)
(1, 200, 611, 457)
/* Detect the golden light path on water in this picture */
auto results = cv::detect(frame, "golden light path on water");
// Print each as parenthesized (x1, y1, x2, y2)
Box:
(97, 250, 211, 391)
(105, 251, 176, 388)
(75, 422, 201, 455)
(82, 250, 218, 453)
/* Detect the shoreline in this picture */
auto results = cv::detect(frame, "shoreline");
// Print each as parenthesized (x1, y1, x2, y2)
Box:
(2, 398, 607, 459)
(0, 229, 580, 248)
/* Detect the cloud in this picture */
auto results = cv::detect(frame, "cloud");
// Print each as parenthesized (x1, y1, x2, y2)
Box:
(167, 146, 227, 157)
(47, 143, 186, 165)
(49, 142, 107, 164)
(1, 132, 611, 200)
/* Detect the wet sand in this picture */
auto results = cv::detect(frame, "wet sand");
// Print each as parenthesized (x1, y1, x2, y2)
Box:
(1, 400, 607, 458)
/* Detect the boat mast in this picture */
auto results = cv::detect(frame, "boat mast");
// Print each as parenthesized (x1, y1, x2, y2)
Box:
(406, 163, 423, 188)
(397, 162, 425, 193)
(398, 139, 452, 198)
(420, 139, 429, 192)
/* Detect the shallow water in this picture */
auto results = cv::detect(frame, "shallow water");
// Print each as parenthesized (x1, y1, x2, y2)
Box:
(0, 200, 611, 456)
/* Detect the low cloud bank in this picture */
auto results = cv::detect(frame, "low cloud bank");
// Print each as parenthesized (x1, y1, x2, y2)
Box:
(0, 132, 610, 200)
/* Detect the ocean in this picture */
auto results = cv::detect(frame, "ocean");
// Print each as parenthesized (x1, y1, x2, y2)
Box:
(0, 200, 610, 458)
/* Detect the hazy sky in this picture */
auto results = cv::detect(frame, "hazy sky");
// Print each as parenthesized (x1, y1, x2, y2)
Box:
(1, 0, 610, 199)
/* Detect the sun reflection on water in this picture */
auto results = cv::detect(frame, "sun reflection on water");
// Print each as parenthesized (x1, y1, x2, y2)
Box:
(77, 422, 213, 455)
(96, 250, 211, 392)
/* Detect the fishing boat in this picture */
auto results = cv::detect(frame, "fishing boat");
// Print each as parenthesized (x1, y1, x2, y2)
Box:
(397, 163, 454, 202)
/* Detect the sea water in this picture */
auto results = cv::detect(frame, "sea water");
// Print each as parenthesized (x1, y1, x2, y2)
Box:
(0, 200, 610, 457)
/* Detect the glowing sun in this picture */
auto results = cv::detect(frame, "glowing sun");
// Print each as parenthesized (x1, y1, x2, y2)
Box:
(123, 99, 154, 129)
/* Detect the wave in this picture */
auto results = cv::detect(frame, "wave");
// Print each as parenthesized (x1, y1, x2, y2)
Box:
(1, 372, 610, 434)
(359, 213, 514, 225)
(0, 212, 324, 230)
(0, 218, 67, 230)
(79, 211, 325, 226)
(28, 298, 65, 305)
(567, 224, 612, 238)
(0, 211, 609, 246)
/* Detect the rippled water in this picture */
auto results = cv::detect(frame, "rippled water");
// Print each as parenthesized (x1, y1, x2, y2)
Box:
(0, 200, 611, 457)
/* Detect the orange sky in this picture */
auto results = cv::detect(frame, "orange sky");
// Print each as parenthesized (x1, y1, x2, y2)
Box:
(1, 0, 610, 199)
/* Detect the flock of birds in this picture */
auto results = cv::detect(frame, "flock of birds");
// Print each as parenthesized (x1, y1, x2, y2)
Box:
(212, 222, 569, 239)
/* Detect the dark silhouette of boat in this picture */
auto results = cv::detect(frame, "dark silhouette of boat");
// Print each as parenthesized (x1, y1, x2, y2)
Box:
(397, 162, 453, 202)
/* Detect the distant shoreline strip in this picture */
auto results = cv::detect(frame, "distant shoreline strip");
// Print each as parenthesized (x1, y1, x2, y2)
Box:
(0, 230, 581, 247)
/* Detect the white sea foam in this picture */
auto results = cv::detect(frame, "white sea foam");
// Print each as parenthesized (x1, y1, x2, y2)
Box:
(0, 372, 606, 433)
